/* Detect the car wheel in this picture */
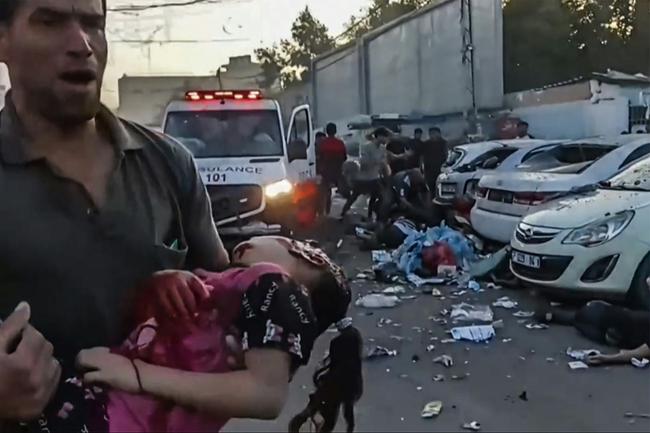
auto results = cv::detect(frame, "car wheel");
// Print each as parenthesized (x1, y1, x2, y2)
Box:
(627, 253, 650, 311)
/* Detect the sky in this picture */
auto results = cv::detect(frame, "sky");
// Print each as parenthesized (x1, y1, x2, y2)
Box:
(104, 0, 372, 107)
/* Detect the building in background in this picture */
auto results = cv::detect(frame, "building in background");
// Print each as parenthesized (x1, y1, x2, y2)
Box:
(117, 55, 265, 126)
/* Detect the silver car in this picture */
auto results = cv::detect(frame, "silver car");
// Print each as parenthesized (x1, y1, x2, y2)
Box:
(435, 140, 565, 207)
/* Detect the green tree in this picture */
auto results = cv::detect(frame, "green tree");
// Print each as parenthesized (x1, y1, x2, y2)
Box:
(504, 0, 649, 92)
(343, 0, 430, 42)
(254, 7, 335, 88)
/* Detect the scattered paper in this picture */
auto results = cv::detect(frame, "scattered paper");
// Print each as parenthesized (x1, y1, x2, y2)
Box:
(336, 239, 344, 249)
(566, 348, 601, 361)
(468, 280, 481, 292)
(372, 250, 392, 264)
(486, 283, 502, 290)
(433, 374, 445, 382)
(382, 286, 406, 295)
(513, 311, 535, 318)
(492, 296, 518, 309)
(451, 303, 494, 323)
(366, 346, 398, 360)
(431, 288, 443, 297)
(568, 361, 589, 370)
(421, 401, 443, 419)
(355, 294, 400, 309)
(631, 358, 649, 369)
(451, 325, 496, 343)
(407, 273, 446, 287)
(462, 421, 482, 431)
(426, 345, 436, 352)
(526, 323, 550, 330)
(434, 355, 454, 368)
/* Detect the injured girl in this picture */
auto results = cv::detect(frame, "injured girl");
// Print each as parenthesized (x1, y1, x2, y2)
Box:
(44, 237, 363, 433)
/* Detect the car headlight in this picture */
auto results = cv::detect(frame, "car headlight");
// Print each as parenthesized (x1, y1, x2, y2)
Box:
(265, 179, 293, 199)
(562, 211, 634, 247)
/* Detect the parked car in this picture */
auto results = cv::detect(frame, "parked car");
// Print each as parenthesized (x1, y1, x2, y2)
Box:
(510, 156, 650, 309)
(435, 140, 565, 207)
(471, 134, 650, 243)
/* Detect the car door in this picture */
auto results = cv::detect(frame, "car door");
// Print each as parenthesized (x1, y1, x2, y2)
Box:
(286, 104, 314, 183)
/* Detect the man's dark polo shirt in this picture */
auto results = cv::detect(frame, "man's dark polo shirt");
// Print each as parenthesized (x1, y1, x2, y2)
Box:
(0, 99, 223, 364)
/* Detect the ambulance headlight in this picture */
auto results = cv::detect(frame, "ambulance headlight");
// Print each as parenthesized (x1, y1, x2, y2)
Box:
(265, 179, 293, 199)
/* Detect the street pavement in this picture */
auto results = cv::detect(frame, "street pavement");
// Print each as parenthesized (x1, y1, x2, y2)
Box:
(225, 205, 650, 433)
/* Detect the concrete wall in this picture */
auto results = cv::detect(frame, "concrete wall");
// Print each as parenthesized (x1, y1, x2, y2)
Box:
(311, 0, 503, 127)
(312, 45, 360, 127)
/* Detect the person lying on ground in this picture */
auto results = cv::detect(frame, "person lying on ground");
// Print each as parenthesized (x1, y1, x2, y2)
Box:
(357, 217, 418, 251)
(537, 296, 650, 367)
(587, 343, 650, 366)
(49, 237, 363, 433)
(377, 169, 436, 227)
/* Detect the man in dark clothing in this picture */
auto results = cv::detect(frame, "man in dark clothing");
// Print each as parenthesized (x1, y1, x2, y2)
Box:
(517, 121, 535, 139)
(0, 0, 229, 428)
(418, 127, 448, 192)
(378, 169, 436, 226)
(408, 128, 425, 169)
(317, 123, 347, 215)
(386, 136, 408, 174)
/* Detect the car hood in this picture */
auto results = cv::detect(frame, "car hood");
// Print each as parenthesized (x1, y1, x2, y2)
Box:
(523, 189, 650, 229)
(479, 171, 589, 193)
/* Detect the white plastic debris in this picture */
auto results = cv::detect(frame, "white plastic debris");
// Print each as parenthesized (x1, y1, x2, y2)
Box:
(366, 346, 398, 360)
(631, 358, 650, 369)
(441, 339, 457, 344)
(421, 401, 443, 419)
(467, 280, 481, 292)
(372, 250, 392, 264)
(433, 374, 445, 382)
(354, 273, 372, 280)
(426, 345, 436, 352)
(336, 239, 343, 249)
(407, 273, 445, 287)
(382, 286, 407, 295)
(486, 283, 502, 290)
(434, 355, 454, 368)
(355, 294, 400, 309)
(525, 323, 550, 330)
(568, 361, 589, 370)
(462, 421, 482, 431)
(451, 325, 496, 343)
(492, 297, 518, 310)
(513, 311, 535, 318)
(451, 303, 494, 323)
(566, 347, 601, 361)
(431, 288, 443, 297)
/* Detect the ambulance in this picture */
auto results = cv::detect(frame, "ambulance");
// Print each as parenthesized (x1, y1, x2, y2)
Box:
(162, 89, 319, 237)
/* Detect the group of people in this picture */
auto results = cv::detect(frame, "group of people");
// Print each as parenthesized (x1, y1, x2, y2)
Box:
(315, 124, 448, 238)
(0, 1, 362, 433)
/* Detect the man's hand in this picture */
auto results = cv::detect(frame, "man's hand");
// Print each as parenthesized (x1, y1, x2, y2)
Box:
(0, 302, 61, 421)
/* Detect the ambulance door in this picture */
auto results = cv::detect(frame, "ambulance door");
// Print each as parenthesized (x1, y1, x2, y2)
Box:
(286, 104, 314, 183)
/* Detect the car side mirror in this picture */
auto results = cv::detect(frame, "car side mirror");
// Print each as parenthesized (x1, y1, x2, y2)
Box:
(288, 139, 308, 162)
(481, 156, 499, 169)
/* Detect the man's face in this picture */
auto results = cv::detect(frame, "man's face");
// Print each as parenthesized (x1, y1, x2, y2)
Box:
(430, 130, 440, 140)
(0, 0, 107, 124)
(414, 130, 423, 140)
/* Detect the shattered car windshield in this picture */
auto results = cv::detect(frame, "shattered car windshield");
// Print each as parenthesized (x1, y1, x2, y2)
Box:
(606, 159, 650, 191)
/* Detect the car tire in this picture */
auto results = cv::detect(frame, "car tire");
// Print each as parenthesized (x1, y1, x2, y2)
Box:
(627, 253, 650, 311)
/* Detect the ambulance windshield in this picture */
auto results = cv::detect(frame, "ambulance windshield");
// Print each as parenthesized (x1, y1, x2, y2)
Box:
(164, 110, 283, 158)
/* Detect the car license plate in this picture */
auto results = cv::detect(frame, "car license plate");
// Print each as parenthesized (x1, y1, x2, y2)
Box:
(512, 251, 541, 269)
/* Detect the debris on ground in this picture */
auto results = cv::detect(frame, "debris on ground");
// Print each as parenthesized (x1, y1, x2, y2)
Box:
(433, 374, 445, 382)
(356, 294, 401, 308)
(441, 338, 457, 344)
(407, 273, 446, 287)
(462, 421, 482, 431)
(426, 345, 436, 352)
(336, 239, 344, 249)
(526, 323, 550, 330)
(451, 325, 496, 342)
(519, 391, 528, 401)
(354, 272, 373, 281)
(450, 303, 494, 323)
(421, 401, 443, 419)
(568, 361, 589, 370)
(365, 346, 398, 360)
(486, 282, 503, 290)
(467, 280, 481, 292)
(631, 358, 649, 369)
(451, 373, 470, 381)
(566, 348, 601, 361)
(492, 296, 518, 309)
(513, 311, 535, 318)
(438, 265, 458, 278)
(502, 338, 513, 343)
(430, 288, 443, 297)
(377, 318, 394, 328)
(382, 286, 407, 295)
(434, 355, 454, 368)
(412, 355, 421, 363)
(372, 250, 392, 264)
(546, 357, 556, 363)
(625, 413, 650, 419)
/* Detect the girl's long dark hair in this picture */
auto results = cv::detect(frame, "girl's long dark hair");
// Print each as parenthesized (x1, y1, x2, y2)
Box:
(288, 270, 363, 433)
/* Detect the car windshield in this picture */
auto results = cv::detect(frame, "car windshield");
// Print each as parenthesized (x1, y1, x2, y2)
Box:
(605, 159, 650, 192)
(445, 149, 464, 167)
(519, 144, 616, 173)
(164, 110, 283, 158)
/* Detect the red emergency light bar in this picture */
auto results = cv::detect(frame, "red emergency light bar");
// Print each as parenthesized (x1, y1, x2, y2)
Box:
(185, 90, 262, 101)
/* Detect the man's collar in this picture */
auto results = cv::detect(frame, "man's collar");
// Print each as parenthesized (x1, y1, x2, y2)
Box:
(0, 94, 143, 165)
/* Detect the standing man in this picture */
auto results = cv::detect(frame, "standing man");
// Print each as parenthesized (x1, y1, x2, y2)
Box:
(516, 120, 535, 139)
(408, 128, 424, 169)
(316, 123, 347, 215)
(419, 127, 448, 193)
(0, 0, 229, 430)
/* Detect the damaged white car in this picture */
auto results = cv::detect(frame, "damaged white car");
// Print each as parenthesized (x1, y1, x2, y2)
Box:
(510, 156, 650, 310)
(471, 135, 650, 244)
